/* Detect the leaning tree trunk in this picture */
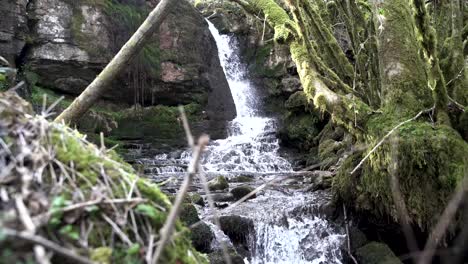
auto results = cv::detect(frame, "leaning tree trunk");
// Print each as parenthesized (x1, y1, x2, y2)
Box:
(55, 0, 177, 124)
(232, 0, 468, 233)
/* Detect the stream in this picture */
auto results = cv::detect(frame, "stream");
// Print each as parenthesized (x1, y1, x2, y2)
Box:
(136, 21, 346, 263)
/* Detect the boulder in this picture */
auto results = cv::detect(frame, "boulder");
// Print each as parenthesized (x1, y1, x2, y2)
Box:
(179, 203, 200, 226)
(219, 215, 254, 246)
(23, 0, 235, 136)
(191, 222, 215, 253)
(191, 193, 205, 207)
(229, 175, 254, 183)
(208, 247, 245, 264)
(230, 186, 256, 201)
(0, 0, 28, 67)
(355, 242, 402, 264)
(208, 176, 229, 191)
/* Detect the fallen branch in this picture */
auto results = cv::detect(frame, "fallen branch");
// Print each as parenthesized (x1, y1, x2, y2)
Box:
(3, 228, 94, 264)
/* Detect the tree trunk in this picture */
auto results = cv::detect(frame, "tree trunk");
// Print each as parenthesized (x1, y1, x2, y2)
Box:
(55, 0, 177, 124)
(233, 0, 468, 232)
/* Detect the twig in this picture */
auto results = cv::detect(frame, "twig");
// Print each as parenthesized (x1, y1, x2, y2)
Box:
(8, 81, 25, 92)
(178, 106, 232, 264)
(102, 213, 133, 246)
(3, 228, 94, 264)
(418, 172, 468, 264)
(350, 107, 434, 175)
(16, 194, 50, 264)
(343, 204, 358, 264)
(152, 135, 210, 264)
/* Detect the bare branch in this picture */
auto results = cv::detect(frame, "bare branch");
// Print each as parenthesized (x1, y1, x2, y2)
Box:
(152, 135, 210, 264)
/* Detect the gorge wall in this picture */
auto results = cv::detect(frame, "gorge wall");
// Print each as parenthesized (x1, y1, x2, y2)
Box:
(0, 0, 236, 152)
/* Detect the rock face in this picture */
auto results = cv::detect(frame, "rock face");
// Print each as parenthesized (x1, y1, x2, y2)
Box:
(0, 0, 28, 66)
(4, 0, 235, 125)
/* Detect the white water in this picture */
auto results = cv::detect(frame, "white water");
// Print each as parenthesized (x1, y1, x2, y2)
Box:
(197, 21, 292, 173)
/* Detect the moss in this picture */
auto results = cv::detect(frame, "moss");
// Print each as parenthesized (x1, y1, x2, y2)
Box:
(111, 103, 202, 142)
(355, 242, 402, 264)
(0, 73, 7, 91)
(91, 247, 113, 264)
(208, 176, 229, 191)
(334, 121, 468, 230)
(46, 124, 205, 263)
(179, 203, 200, 226)
(230, 186, 255, 201)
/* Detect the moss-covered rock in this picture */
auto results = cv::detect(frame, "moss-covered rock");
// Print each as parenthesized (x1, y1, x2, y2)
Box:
(334, 120, 468, 230)
(191, 222, 215, 253)
(180, 203, 200, 226)
(191, 193, 205, 207)
(229, 175, 254, 183)
(355, 242, 402, 264)
(219, 215, 254, 247)
(230, 186, 256, 201)
(208, 247, 245, 264)
(208, 176, 229, 191)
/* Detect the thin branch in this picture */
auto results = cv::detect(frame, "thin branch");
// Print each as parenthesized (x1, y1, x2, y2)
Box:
(178, 106, 232, 264)
(418, 172, 468, 264)
(343, 204, 358, 264)
(152, 135, 209, 264)
(3, 228, 94, 264)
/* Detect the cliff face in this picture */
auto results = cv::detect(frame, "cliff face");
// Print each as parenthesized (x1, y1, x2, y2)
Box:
(0, 0, 28, 67)
(1, 0, 236, 126)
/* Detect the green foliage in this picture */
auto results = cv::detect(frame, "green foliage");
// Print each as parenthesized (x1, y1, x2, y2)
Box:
(0, 73, 7, 91)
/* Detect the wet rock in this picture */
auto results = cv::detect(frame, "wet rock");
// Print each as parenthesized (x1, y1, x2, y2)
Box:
(190, 193, 205, 207)
(210, 193, 235, 202)
(229, 175, 254, 183)
(179, 203, 199, 226)
(191, 222, 214, 253)
(349, 227, 368, 251)
(208, 246, 245, 264)
(209, 176, 229, 191)
(281, 77, 302, 94)
(230, 186, 256, 201)
(0, 0, 28, 67)
(219, 215, 254, 247)
(356, 242, 402, 264)
(308, 171, 334, 191)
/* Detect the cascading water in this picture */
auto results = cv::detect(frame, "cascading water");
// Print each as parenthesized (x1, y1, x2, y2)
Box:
(199, 21, 292, 172)
(138, 20, 346, 263)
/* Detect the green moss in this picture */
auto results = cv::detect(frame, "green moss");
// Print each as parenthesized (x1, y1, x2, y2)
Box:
(45, 121, 206, 263)
(179, 203, 200, 226)
(208, 176, 229, 191)
(111, 103, 202, 142)
(0, 73, 7, 91)
(334, 121, 468, 230)
(356, 242, 402, 264)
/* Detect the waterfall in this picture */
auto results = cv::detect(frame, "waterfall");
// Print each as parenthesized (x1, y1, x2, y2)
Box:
(139, 20, 346, 264)
(197, 21, 292, 173)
